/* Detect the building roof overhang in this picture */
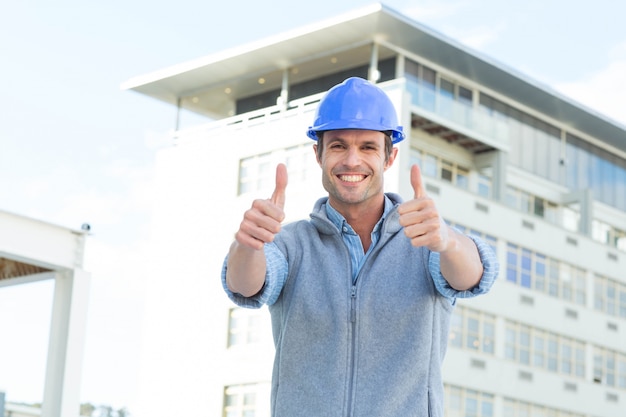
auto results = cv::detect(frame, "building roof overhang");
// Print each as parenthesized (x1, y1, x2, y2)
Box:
(121, 2, 625, 152)
(0, 209, 87, 287)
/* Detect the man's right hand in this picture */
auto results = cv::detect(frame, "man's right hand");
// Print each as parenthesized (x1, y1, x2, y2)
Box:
(235, 163, 288, 250)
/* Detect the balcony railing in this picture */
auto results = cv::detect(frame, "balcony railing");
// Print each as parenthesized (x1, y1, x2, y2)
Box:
(405, 78, 510, 152)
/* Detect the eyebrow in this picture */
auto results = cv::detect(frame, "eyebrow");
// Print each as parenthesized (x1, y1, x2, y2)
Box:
(326, 136, 382, 148)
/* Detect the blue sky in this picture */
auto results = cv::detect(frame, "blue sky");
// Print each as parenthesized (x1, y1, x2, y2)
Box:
(1, 0, 625, 412)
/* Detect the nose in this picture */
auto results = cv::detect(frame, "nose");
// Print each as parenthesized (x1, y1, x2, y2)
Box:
(344, 145, 361, 167)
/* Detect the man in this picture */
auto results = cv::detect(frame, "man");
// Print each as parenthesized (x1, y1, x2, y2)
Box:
(222, 77, 498, 416)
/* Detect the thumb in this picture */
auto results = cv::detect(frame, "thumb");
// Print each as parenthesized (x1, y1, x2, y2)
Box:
(270, 163, 288, 209)
(410, 164, 426, 199)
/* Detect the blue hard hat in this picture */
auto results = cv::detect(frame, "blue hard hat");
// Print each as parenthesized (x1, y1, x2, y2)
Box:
(306, 77, 405, 143)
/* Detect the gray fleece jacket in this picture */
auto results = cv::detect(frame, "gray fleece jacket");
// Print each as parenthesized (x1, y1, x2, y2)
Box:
(266, 194, 454, 417)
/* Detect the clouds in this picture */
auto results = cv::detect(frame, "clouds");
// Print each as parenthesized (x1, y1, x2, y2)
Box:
(554, 40, 626, 127)
(402, 0, 626, 129)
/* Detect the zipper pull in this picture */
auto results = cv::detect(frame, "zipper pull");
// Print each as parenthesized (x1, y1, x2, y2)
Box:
(350, 285, 357, 322)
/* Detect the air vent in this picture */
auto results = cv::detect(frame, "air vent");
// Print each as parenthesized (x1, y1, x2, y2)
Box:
(519, 370, 533, 381)
(566, 236, 578, 246)
(564, 382, 577, 392)
(426, 184, 440, 195)
(606, 392, 619, 403)
(475, 202, 489, 213)
(607, 252, 618, 262)
(520, 294, 535, 306)
(607, 322, 618, 332)
(470, 358, 486, 369)
(565, 309, 578, 320)
(522, 220, 534, 230)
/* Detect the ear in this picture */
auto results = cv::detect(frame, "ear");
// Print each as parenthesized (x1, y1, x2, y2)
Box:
(384, 147, 399, 171)
(313, 143, 322, 166)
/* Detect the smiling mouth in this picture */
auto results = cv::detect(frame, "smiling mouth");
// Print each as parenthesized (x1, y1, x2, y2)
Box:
(338, 174, 366, 183)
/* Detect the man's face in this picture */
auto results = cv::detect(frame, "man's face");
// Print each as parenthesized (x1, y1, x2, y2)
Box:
(314, 129, 397, 211)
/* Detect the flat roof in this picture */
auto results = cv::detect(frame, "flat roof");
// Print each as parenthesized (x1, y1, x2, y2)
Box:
(0, 209, 88, 285)
(122, 2, 625, 152)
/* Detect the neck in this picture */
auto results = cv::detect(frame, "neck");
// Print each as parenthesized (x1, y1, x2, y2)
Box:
(331, 195, 385, 252)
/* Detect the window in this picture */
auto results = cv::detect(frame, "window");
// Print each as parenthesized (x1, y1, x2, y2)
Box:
(410, 148, 472, 191)
(505, 186, 560, 226)
(238, 143, 316, 195)
(593, 219, 626, 252)
(223, 383, 270, 417)
(477, 174, 492, 198)
(227, 308, 267, 348)
(505, 320, 585, 379)
(444, 385, 494, 417)
(595, 274, 626, 319)
(449, 306, 496, 355)
(594, 346, 626, 389)
(503, 398, 585, 417)
(506, 243, 586, 306)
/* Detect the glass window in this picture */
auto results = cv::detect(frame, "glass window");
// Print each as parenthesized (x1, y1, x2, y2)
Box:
(506, 243, 518, 284)
(441, 160, 454, 182)
(449, 310, 463, 348)
(440, 78, 455, 98)
(227, 308, 266, 348)
(449, 306, 495, 356)
(477, 174, 491, 198)
(456, 166, 469, 189)
(483, 321, 495, 354)
(505, 324, 517, 360)
(223, 383, 268, 417)
(547, 335, 558, 371)
(533, 332, 545, 368)
(519, 326, 531, 364)
(422, 153, 438, 178)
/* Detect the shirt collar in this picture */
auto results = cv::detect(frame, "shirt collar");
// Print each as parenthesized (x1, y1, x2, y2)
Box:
(325, 195, 394, 235)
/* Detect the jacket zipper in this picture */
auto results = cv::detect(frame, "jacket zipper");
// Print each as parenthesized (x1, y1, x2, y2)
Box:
(346, 284, 358, 417)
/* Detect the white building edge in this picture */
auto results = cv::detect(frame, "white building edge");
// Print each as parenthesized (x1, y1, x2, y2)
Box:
(0, 210, 90, 417)
(123, 3, 626, 416)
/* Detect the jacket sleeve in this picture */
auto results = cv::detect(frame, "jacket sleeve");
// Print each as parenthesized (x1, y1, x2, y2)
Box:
(221, 242, 288, 308)
(428, 234, 499, 301)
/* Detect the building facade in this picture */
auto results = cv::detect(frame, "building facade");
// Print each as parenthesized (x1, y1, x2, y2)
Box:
(124, 4, 626, 417)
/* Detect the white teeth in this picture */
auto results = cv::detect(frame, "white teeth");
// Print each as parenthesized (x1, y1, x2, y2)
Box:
(339, 175, 364, 182)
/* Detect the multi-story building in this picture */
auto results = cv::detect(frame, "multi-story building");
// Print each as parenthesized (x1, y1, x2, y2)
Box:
(123, 4, 626, 416)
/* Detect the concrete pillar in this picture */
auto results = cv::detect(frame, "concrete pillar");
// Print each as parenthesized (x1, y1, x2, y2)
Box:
(368, 42, 380, 82)
(41, 268, 91, 417)
(475, 149, 508, 203)
(562, 189, 594, 237)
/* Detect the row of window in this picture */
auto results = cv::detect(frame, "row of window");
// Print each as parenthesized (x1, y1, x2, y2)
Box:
(506, 243, 587, 306)
(446, 385, 589, 417)
(451, 305, 626, 390)
(506, 184, 626, 252)
(506, 241, 626, 318)
(504, 320, 585, 378)
(222, 381, 589, 417)
(229, 299, 626, 391)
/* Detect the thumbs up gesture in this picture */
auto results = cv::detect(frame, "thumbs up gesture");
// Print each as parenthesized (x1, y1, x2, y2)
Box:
(398, 164, 451, 253)
(235, 163, 288, 250)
